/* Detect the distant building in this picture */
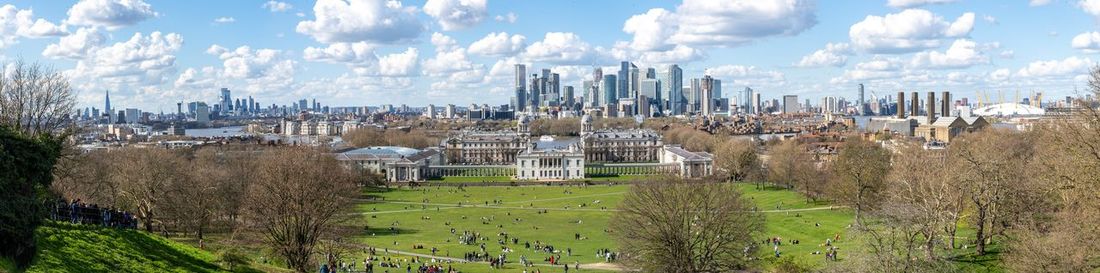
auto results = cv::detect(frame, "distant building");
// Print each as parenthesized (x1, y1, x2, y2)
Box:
(515, 141, 585, 181)
(783, 95, 800, 113)
(334, 146, 443, 182)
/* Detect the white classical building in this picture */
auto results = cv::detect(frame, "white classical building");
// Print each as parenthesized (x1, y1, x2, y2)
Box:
(515, 140, 585, 181)
(659, 145, 714, 178)
(334, 146, 443, 182)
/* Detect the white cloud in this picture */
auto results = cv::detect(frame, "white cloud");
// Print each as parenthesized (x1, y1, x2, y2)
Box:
(213, 17, 235, 24)
(296, 0, 424, 44)
(521, 32, 605, 65)
(999, 50, 1014, 59)
(42, 27, 104, 59)
(65, 31, 183, 94)
(908, 39, 989, 69)
(670, 0, 817, 46)
(849, 9, 975, 54)
(303, 42, 377, 65)
(0, 4, 67, 48)
(66, 0, 157, 29)
(377, 48, 419, 77)
(207, 45, 294, 79)
(886, 0, 958, 8)
(174, 66, 218, 89)
(1072, 31, 1100, 52)
(989, 68, 1010, 81)
(623, 8, 677, 51)
(468, 32, 526, 57)
(1030, 0, 1052, 6)
(1015, 56, 1093, 78)
(704, 65, 786, 87)
(494, 12, 517, 23)
(262, 1, 293, 12)
(429, 32, 459, 52)
(1081, 0, 1100, 17)
(423, 33, 477, 76)
(423, 0, 487, 31)
(795, 42, 853, 67)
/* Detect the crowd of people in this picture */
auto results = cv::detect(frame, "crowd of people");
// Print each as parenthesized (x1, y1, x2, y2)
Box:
(49, 198, 137, 229)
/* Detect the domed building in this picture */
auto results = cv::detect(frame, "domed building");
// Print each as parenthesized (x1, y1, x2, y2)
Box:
(972, 103, 1045, 116)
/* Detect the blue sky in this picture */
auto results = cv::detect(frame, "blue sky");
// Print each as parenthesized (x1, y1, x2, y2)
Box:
(1, 0, 1098, 111)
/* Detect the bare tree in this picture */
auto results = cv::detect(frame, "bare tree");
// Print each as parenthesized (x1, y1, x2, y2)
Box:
(828, 138, 891, 226)
(947, 129, 1032, 255)
(766, 139, 808, 189)
(112, 148, 188, 232)
(610, 176, 763, 273)
(162, 148, 224, 242)
(713, 139, 761, 182)
(242, 147, 358, 273)
(0, 60, 76, 137)
(1002, 66, 1100, 272)
(884, 141, 960, 260)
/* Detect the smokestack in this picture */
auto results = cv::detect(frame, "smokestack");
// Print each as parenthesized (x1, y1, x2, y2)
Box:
(927, 92, 936, 123)
(941, 91, 951, 117)
(897, 91, 906, 119)
(910, 91, 919, 117)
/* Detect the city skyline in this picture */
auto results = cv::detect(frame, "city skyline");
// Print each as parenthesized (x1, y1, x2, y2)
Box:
(2, 0, 1100, 110)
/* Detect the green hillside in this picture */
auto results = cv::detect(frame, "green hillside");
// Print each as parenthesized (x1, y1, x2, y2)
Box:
(3, 222, 244, 273)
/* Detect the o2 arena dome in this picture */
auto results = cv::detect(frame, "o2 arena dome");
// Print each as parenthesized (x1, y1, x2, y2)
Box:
(972, 103, 1045, 116)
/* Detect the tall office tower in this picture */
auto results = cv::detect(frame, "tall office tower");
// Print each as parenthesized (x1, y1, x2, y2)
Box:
(220, 88, 231, 113)
(104, 90, 113, 123)
(602, 75, 617, 108)
(528, 75, 540, 111)
(783, 95, 799, 113)
(743, 87, 754, 114)
(753, 93, 762, 114)
(618, 62, 630, 99)
(645, 67, 656, 79)
(662, 65, 684, 115)
(549, 73, 561, 105)
(176, 102, 183, 115)
(640, 78, 661, 113)
(941, 91, 951, 117)
(299, 99, 308, 111)
(582, 80, 595, 108)
(514, 64, 527, 111)
(897, 92, 906, 119)
(628, 64, 640, 100)
(805, 99, 811, 113)
(445, 104, 455, 119)
(689, 78, 702, 113)
(638, 95, 651, 117)
(234, 99, 241, 113)
(713, 79, 722, 100)
(910, 91, 919, 117)
(858, 84, 865, 114)
(562, 86, 575, 109)
(700, 75, 716, 116)
(927, 92, 936, 122)
(311, 99, 318, 111)
(248, 96, 255, 113)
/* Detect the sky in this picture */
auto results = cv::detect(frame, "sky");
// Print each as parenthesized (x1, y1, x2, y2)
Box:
(2, 0, 1099, 112)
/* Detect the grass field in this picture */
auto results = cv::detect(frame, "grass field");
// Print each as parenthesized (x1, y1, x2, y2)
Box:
(425, 175, 653, 183)
(346, 183, 858, 272)
(11, 222, 249, 273)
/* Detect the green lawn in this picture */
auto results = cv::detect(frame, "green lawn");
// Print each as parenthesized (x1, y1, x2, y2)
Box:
(424, 175, 651, 183)
(348, 183, 858, 272)
(16, 222, 254, 273)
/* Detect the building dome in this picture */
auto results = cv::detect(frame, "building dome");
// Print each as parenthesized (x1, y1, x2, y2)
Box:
(972, 103, 1045, 116)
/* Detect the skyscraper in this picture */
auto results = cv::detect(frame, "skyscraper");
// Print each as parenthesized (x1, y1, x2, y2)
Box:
(700, 75, 716, 116)
(689, 78, 702, 113)
(220, 88, 231, 114)
(853, 82, 862, 113)
(563, 86, 575, 109)
(743, 87, 754, 114)
(104, 90, 113, 123)
(602, 75, 617, 108)
(514, 64, 527, 111)
(783, 95, 799, 113)
(618, 62, 629, 100)
(640, 78, 661, 113)
(662, 65, 684, 115)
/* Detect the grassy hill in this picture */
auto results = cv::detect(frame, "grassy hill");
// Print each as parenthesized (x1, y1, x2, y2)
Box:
(2, 222, 248, 273)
